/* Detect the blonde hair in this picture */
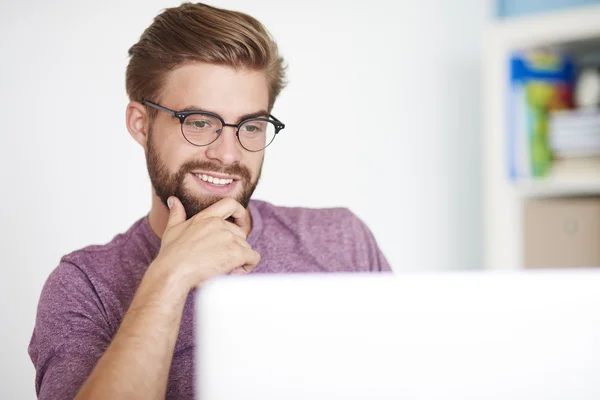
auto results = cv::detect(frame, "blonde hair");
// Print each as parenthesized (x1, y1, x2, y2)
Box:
(126, 2, 286, 112)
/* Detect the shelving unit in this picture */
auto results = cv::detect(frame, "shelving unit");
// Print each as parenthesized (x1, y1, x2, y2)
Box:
(483, 4, 600, 269)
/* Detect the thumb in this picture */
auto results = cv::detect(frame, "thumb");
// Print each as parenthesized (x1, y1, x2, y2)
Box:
(166, 196, 187, 228)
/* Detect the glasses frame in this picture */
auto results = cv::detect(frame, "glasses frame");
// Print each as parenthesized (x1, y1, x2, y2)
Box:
(142, 100, 285, 152)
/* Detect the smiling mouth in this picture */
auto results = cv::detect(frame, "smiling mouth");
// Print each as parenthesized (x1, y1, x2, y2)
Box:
(192, 172, 235, 186)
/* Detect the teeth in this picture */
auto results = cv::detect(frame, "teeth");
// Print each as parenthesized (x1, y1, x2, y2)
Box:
(195, 173, 233, 186)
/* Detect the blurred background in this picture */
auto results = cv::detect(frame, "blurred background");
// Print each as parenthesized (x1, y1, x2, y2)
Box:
(2, 0, 600, 398)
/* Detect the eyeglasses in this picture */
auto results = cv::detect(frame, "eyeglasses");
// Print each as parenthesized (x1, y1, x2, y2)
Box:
(142, 101, 285, 152)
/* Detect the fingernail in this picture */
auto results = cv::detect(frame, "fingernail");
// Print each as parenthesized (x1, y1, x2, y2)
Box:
(167, 197, 173, 209)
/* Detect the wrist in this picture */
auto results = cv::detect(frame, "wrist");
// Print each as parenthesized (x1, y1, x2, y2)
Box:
(140, 260, 192, 306)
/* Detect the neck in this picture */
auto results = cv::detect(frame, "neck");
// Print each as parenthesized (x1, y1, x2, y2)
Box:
(147, 194, 253, 239)
(147, 195, 170, 239)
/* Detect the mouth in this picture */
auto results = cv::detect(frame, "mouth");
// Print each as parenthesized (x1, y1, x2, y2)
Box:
(193, 172, 234, 186)
(190, 171, 239, 194)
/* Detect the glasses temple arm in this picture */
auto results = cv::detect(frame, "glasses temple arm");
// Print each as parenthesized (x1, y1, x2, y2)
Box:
(142, 101, 176, 116)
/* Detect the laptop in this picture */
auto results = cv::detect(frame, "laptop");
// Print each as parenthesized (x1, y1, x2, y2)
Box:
(196, 270, 600, 399)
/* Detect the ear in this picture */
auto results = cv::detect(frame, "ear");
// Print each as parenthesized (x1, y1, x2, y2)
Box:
(126, 101, 150, 148)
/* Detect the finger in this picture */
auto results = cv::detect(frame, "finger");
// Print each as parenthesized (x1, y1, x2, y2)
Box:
(234, 235, 251, 249)
(201, 198, 250, 231)
(166, 196, 187, 229)
(229, 267, 248, 275)
(223, 220, 248, 240)
(223, 245, 260, 275)
(239, 247, 261, 273)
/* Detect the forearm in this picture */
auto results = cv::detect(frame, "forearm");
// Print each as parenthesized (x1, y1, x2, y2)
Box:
(75, 266, 189, 400)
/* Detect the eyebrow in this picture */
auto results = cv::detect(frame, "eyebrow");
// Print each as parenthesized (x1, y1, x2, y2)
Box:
(179, 105, 270, 123)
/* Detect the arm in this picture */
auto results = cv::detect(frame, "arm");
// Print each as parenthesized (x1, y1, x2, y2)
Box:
(30, 197, 260, 400)
(28, 261, 187, 400)
(74, 266, 188, 400)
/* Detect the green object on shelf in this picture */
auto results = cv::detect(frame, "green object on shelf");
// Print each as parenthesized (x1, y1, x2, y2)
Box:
(526, 82, 555, 177)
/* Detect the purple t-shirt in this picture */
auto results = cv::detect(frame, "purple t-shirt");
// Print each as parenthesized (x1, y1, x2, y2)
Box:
(29, 200, 391, 399)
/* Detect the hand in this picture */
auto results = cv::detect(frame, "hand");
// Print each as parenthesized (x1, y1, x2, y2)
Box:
(149, 196, 261, 291)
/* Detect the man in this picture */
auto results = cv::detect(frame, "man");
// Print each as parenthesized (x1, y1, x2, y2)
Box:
(28, 2, 390, 399)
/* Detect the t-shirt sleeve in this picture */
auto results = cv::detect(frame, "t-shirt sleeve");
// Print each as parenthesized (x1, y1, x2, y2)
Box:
(346, 210, 392, 272)
(28, 261, 113, 399)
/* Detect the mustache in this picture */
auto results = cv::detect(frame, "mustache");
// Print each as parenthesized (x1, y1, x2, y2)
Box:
(178, 160, 252, 180)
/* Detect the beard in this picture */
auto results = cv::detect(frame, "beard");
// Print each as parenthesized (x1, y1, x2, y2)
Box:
(145, 129, 261, 219)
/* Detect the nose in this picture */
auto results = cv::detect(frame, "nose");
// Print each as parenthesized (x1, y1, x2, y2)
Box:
(205, 125, 243, 165)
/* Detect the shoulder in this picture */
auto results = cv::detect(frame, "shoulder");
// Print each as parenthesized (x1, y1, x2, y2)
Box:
(250, 200, 390, 272)
(251, 199, 378, 254)
(251, 199, 360, 227)
(251, 199, 364, 237)
(38, 217, 157, 326)
(58, 216, 157, 282)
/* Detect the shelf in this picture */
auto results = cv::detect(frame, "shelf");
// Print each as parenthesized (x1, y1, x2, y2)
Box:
(516, 177, 600, 198)
(489, 4, 600, 49)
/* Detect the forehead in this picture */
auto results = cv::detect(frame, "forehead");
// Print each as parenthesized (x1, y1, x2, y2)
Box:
(160, 63, 270, 120)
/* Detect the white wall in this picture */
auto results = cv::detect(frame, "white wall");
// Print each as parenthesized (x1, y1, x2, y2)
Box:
(0, 0, 485, 398)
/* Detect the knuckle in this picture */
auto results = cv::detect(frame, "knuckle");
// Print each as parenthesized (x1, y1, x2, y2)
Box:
(217, 230, 233, 244)
(226, 197, 239, 208)
(206, 217, 222, 229)
(223, 230, 236, 241)
(190, 213, 204, 225)
(231, 245, 245, 261)
(224, 240, 238, 255)
(230, 241, 243, 255)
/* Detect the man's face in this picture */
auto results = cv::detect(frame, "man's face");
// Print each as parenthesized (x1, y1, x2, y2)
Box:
(145, 63, 269, 218)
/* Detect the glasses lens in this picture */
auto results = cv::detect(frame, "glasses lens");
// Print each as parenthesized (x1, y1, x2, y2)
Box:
(238, 119, 276, 151)
(182, 113, 222, 146)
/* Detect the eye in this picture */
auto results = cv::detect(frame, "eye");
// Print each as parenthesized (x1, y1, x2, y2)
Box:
(242, 123, 264, 134)
(190, 120, 210, 129)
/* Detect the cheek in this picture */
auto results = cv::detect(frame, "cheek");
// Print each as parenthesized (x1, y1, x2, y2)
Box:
(153, 124, 205, 170)
(246, 153, 264, 176)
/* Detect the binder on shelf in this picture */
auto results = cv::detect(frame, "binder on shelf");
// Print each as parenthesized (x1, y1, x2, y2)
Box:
(507, 51, 575, 180)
